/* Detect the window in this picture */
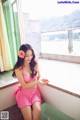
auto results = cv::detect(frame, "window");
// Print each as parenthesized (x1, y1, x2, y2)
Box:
(41, 29, 80, 56)
(21, 0, 80, 62)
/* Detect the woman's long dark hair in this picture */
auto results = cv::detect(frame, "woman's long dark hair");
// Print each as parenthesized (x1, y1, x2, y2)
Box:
(12, 44, 37, 78)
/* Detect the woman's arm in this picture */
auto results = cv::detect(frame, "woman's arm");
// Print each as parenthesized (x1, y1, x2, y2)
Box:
(15, 69, 44, 89)
(35, 60, 49, 85)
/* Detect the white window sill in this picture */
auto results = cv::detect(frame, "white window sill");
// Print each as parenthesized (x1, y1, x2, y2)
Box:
(38, 58, 80, 98)
(40, 53, 80, 63)
(0, 59, 80, 98)
(0, 71, 18, 89)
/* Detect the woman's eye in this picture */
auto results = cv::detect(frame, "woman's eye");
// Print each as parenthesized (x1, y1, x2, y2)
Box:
(25, 55, 33, 57)
(25, 55, 29, 57)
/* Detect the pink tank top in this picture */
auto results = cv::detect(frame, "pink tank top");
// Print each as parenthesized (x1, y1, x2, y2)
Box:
(21, 69, 36, 83)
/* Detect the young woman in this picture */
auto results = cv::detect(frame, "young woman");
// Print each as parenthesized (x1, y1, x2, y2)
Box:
(12, 44, 48, 120)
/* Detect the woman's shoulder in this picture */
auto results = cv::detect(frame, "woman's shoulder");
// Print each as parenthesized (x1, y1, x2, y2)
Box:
(35, 58, 40, 71)
(34, 58, 38, 66)
(15, 67, 22, 73)
(34, 58, 38, 63)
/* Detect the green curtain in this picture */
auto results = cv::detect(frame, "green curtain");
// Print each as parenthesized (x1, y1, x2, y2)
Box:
(0, 1, 13, 71)
(0, 0, 20, 72)
(3, 0, 20, 67)
(12, 3, 20, 53)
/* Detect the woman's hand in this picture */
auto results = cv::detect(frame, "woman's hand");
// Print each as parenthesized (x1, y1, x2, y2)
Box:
(38, 79, 44, 85)
(38, 79, 49, 85)
(42, 79, 49, 85)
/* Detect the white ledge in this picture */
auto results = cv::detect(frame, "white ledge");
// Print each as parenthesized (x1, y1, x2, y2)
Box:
(0, 71, 18, 89)
(38, 59, 80, 97)
(0, 59, 80, 98)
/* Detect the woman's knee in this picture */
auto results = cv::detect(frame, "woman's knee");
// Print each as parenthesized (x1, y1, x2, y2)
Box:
(33, 102, 41, 112)
(22, 114, 32, 120)
(33, 107, 41, 120)
(34, 105, 41, 114)
(21, 114, 32, 120)
(20, 106, 32, 120)
(36, 106, 41, 113)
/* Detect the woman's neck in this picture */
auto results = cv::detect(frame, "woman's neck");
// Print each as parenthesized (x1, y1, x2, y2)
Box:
(23, 62, 30, 67)
(23, 61, 32, 73)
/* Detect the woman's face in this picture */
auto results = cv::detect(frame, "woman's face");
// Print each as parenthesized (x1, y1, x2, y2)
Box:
(24, 49, 33, 63)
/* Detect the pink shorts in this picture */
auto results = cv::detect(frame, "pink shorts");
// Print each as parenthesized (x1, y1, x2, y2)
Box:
(14, 86, 42, 108)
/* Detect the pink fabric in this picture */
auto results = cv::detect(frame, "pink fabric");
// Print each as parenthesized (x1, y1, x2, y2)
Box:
(14, 70, 42, 108)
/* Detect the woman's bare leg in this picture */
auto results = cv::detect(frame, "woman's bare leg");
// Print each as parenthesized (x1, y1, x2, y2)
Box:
(32, 101, 41, 120)
(20, 106, 32, 120)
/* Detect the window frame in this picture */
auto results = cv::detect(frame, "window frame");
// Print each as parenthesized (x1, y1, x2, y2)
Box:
(40, 28, 80, 63)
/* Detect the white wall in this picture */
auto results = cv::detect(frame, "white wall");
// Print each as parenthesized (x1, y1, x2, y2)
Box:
(0, 83, 19, 111)
(22, 13, 41, 57)
(39, 85, 80, 120)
